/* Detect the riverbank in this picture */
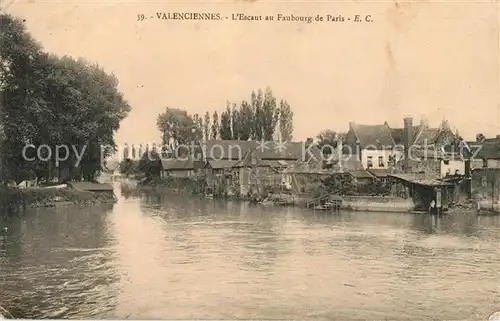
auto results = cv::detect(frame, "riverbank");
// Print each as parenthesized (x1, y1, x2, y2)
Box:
(0, 186, 116, 213)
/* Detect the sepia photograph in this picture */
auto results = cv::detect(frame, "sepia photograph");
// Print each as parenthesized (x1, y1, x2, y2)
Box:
(0, 0, 499, 320)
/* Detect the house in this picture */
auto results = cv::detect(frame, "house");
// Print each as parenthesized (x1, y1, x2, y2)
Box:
(387, 117, 461, 174)
(367, 168, 394, 184)
(472, 141, 500, 169)
(160, 158, 203, 178)
(196, 140, 322, 196)
(389, 118, 457, 149)
(345, 122, 399, 170)
(389, 173, 455, 212)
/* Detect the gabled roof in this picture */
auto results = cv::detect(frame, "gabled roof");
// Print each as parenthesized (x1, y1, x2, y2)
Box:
(413, 127, 442, 146)
(200, 140, 318, 161)
(368, 168, 394, 178)
(349, 123, 395, 149)
(475, 142, 500, 160)
(206, 160, 239, 169)
(389, 126, 420, 145)
(349, 170, 374, 179)
(161, 158, 199, 170)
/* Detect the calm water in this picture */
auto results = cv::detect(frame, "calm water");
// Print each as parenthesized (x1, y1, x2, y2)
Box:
(0, 185, 499, 320)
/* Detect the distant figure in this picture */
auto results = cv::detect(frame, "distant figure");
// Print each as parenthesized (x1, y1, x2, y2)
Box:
(429, 200, 436, 213)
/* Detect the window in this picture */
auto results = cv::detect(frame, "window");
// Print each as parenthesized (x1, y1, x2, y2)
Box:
(378, 156, 384, 167)
(367, 156, 373, 168)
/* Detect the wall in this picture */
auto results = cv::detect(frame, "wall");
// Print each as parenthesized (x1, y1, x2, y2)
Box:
(340, 196, 415, 212)
(471, 168, 500, 202)
(440, 159, 465, 177)
(411, 159, 441, 177)
(486, 159, 500, 168)
(361, 149, 394, 169)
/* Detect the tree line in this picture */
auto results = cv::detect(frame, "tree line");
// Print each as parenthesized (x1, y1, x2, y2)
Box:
(0, 14, 131, 184)
(156, 87, 294, 148)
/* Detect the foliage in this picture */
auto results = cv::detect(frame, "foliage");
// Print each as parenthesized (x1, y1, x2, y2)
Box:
(203, 111, 210, 141)
(231, 103, 239, 140)
(211, 111, 219, 139)
(219, 102, 232, 139)
(138, 150, 161, 179)
(0, 14, 131, 184)
(316, 129, 341, 155)
(154, 87, 293, 145)
(157, 107, 199, 148)
(278, 100, 293, 141)
(119, 158, 139, 177)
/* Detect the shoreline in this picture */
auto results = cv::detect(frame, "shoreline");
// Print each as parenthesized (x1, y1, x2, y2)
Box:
(117, 178, 497, 215)
(0, 186, 116, 213)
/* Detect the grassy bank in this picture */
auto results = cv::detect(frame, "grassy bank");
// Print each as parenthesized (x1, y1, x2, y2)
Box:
(0, 186, 116, 213)
(133, 177, 206, 194)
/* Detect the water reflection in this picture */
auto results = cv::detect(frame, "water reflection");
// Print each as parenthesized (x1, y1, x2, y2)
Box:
(0, 204, 118, 319)
(0, 187, 499, 320)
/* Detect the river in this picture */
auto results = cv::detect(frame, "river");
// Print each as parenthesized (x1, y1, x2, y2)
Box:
(0, 184, 499, 320)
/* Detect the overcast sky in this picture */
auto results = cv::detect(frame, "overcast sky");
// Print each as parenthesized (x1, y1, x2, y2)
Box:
(5, 0, 499, 145)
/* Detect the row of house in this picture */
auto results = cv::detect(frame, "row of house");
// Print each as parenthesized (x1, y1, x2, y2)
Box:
(342, 116, 500, 211)
(159, 140, 324, 197)
(155, 116, 500, 210)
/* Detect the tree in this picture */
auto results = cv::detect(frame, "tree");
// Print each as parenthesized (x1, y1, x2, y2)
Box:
(219, 101, 232, 140)
(476, 133, 486, 143)
(231, 103, 239, 140)
(260, 87, 280, 141)
(251, 90, 263, 140)
(138, 149, 161, 180)
(316, 129, 339, 156)
(157, 107, 198, 149)
(278, 99, 293, 141)
(238, 100, 253, 140)
(211, 111, 219, 140)
(0, 15, 131, 183)
(203, 111, 210, 141)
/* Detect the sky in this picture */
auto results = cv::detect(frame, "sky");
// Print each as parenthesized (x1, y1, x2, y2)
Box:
(4, 0, 499, 146)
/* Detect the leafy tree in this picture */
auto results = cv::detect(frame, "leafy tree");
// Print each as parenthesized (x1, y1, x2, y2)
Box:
(476, 133, 486, 143)
(316, 129, 339, 156)
(0, 14, 131, 183)
(260, 87, 279, 141)
(251, 90, 264, 140)
(278, 99, 293, 141)
(203, 111, 210, 141)
(157, 107, 198, 148)
(219, 102, 232, 140)
(231, 103, 239, 140)
(119, 158, 139, 177)
(238, 100, 253, 140)
(138, 149, 161, 180)
(211, 111, 219, 140)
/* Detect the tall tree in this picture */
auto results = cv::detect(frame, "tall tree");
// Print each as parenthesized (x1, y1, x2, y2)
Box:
(157, 107, 197, 149)
(0, 15, 131, 183)
(251, 90, 264, 140)
(211, 111, 219, 140)
(231, 103, 239, 140)
(238, 100, 253, 140)
(260, 87, 279, 141)
(203, 111, 210, 141)
(278, 99, 294, 141)
(219, 101, 232, 140)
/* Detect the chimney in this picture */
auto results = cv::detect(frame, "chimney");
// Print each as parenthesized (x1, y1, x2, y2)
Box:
(403, 117, 414, 172)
